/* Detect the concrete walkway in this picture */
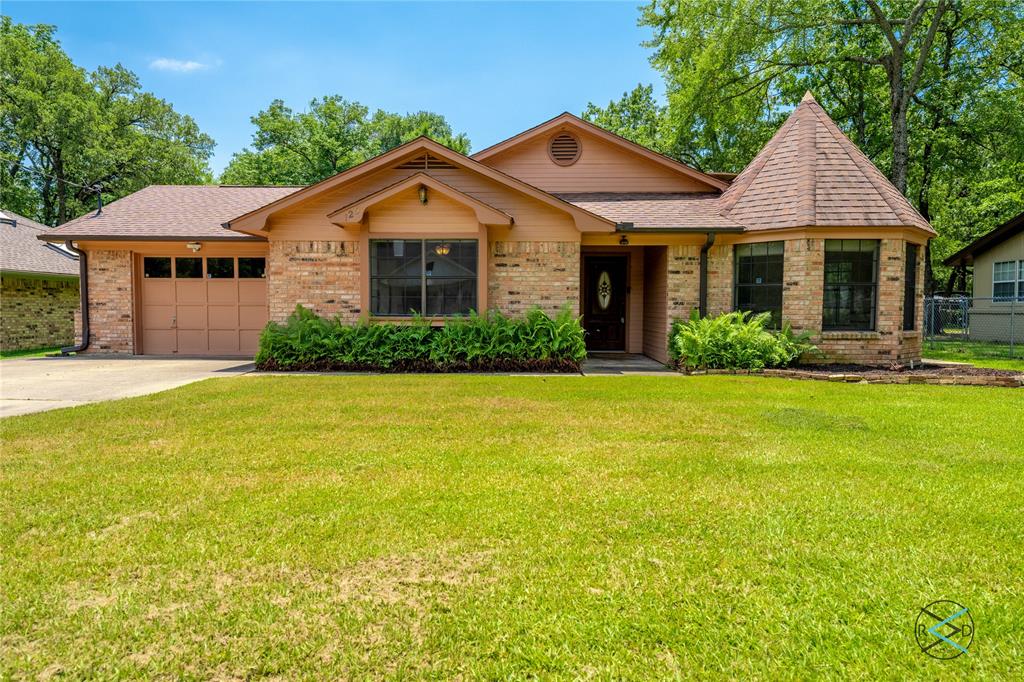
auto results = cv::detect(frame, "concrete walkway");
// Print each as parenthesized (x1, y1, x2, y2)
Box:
(0, 356, 254, 417)
(581, 353, 674, 375)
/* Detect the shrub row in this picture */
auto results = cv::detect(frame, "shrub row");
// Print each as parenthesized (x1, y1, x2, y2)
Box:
(255, 305, 587, 372)
(669, 310, 816, 370)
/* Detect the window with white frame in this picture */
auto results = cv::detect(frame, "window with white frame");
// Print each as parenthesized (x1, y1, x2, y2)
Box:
(992, 260, 1022, 301)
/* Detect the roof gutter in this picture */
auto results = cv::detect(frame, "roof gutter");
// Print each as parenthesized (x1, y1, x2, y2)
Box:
(699, 233, 715, 317)
(60, 241, 89, 355)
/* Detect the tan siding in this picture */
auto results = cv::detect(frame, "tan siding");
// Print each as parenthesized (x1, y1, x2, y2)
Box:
(643, 246, 668, 363)
(267, 167, 579, 242)
(972, 231, 1024, 300)
(483, 129, 712, 193)
(366, 187, 478, 234)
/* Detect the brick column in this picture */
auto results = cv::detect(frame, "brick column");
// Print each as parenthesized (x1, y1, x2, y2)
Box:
(781, 237, 824, 333)
(78, 249, 134, 353)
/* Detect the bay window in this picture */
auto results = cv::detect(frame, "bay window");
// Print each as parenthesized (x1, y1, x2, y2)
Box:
(734, 241, 784, 326)
(370, 239, 478, 316)
(823, 239, 879, 331)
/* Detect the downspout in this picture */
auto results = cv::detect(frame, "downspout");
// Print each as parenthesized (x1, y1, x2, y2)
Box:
(698, 232, 715, 317)
(61, 240, 89, 355)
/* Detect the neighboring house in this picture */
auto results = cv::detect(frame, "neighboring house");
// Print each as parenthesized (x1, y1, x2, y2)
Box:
(943, 211, 1024, 342)
(1, 209, 80, 352)
(39, 93, 933, 364)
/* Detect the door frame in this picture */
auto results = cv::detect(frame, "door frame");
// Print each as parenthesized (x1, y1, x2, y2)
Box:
(581, 253, 630, 352)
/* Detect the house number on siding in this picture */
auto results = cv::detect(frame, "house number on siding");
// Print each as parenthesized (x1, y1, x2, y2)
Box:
(597, 271, 612, 310)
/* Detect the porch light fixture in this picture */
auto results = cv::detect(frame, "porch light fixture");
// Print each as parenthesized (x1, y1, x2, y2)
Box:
(186, 241, 201, 252)
(434, 242, 451, 256)
(619, 235, 629, 246)
(418, 185, 429, 205)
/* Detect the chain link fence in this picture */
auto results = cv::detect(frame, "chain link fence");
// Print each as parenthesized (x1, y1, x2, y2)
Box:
(924, 296, 1023, 361)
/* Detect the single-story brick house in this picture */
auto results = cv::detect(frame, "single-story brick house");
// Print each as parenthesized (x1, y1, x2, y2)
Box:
(1, 209, 80, 352)
(39, 93, 933, 364)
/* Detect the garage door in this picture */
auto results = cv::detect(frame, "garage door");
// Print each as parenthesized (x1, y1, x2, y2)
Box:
(140, 255, 267, 356)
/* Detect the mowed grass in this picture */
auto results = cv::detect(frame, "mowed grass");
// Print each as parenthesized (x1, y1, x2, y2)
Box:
(1, 375, 1022, 679)
(922, 339, 1024, 371)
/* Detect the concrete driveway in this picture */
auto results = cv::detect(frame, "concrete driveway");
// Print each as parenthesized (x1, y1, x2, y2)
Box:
(0, 356, 254, 417)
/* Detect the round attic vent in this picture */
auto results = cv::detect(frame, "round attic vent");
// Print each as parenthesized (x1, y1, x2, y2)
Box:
(548, 132, 581, 166)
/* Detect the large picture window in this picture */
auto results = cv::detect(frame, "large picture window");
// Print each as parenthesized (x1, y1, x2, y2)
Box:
(992, 260, 1023, 301)
(370, 239, 477, 316)
(734, 241, 784, 326)
(823, 239, 879, 331)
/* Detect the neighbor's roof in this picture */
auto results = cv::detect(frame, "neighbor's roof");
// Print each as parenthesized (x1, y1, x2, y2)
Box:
(943, 211, 1024, 266)
(556, 193, 742, 230)
(39, 185, 301, 242)
(720, 92, 934, 233)
(0, 209, 79, 277)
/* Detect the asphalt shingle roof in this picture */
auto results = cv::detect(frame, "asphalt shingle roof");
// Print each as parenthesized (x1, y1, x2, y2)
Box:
(0, 209, 79, 277)
(41, 185, 300, 241)
(720, 92, 934, 233)
(555, 193, 741, 229)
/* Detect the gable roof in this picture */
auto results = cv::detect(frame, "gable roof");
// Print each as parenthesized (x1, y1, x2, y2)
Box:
(555, 193, 742, 230)
(327, 173, 513, 227)
(944, 211, 1024, 266)
(227, 136, 615, 234)
(471, 112, 730, 192)
(720, 92, 934, 234)
(39, 185, 299, 242)
(0, 209, 79, 277)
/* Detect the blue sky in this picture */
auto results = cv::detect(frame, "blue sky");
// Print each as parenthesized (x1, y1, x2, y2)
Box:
(5, 1, 663, 175)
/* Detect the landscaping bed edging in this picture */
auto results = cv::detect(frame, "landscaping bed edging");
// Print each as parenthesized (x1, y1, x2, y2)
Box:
(681, 366, 1024, 387)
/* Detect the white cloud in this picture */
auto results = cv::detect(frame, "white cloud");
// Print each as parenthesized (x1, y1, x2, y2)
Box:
(149, 58, 211, 73)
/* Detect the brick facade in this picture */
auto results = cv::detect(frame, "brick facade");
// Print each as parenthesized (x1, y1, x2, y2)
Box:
(488, 241, 580, 316)
(0, 275, 79, 351)
(666, 245, 700, 323)
(779, 237, 923, 364)
(71, 250, 135, 353)
(268, 241, 361, 322)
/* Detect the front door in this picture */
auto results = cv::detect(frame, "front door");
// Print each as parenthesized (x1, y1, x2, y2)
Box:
(583, 256, 627, 351)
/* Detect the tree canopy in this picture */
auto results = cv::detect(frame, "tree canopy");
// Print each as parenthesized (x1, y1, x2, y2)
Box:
(0, 18, 214, 225)
(585, 0, 1024, 287)
(219, 98, 470, 185)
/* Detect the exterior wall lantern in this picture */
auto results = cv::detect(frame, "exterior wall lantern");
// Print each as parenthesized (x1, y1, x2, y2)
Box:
(186, 241, 201, 252)
(418, 185, 429, 205)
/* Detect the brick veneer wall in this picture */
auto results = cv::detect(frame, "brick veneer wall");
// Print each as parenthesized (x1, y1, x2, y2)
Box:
(666, 245, 701, 323)
(780, 237, 923, 365)
(488, 241, 580, 316)
(76, 250, 134, 353)
(0, 275, 79, 351)
(705, 244, 734, 316)
(268, 241, 361, 322)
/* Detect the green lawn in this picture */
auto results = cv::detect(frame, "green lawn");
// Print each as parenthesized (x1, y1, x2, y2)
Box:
(923, 339, 1024, 371)
(0, 346, 61, 360)
(2, 376, 1022, 678)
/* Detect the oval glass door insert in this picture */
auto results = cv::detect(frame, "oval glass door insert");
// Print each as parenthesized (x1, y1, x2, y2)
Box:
(597, 270, 612, 310)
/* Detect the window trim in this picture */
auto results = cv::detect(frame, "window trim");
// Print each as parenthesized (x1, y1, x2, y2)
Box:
(733, 241, 785, 327)
(992, 259, 1021, 302)
(369, 238, 479, 317)
(903, 243, 918, 330)
(822, 239, 880, 332)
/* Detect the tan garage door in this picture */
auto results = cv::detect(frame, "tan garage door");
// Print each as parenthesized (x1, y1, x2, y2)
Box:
(140, 255, 267, 356)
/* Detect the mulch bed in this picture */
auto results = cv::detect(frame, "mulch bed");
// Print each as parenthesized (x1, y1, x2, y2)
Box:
(683, 363, 1023, 387)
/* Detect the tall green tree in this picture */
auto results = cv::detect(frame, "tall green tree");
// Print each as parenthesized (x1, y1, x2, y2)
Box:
(588, 0, 1024, 288)
(0, 19, 214, 225)
(220, 98, 470, 185)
